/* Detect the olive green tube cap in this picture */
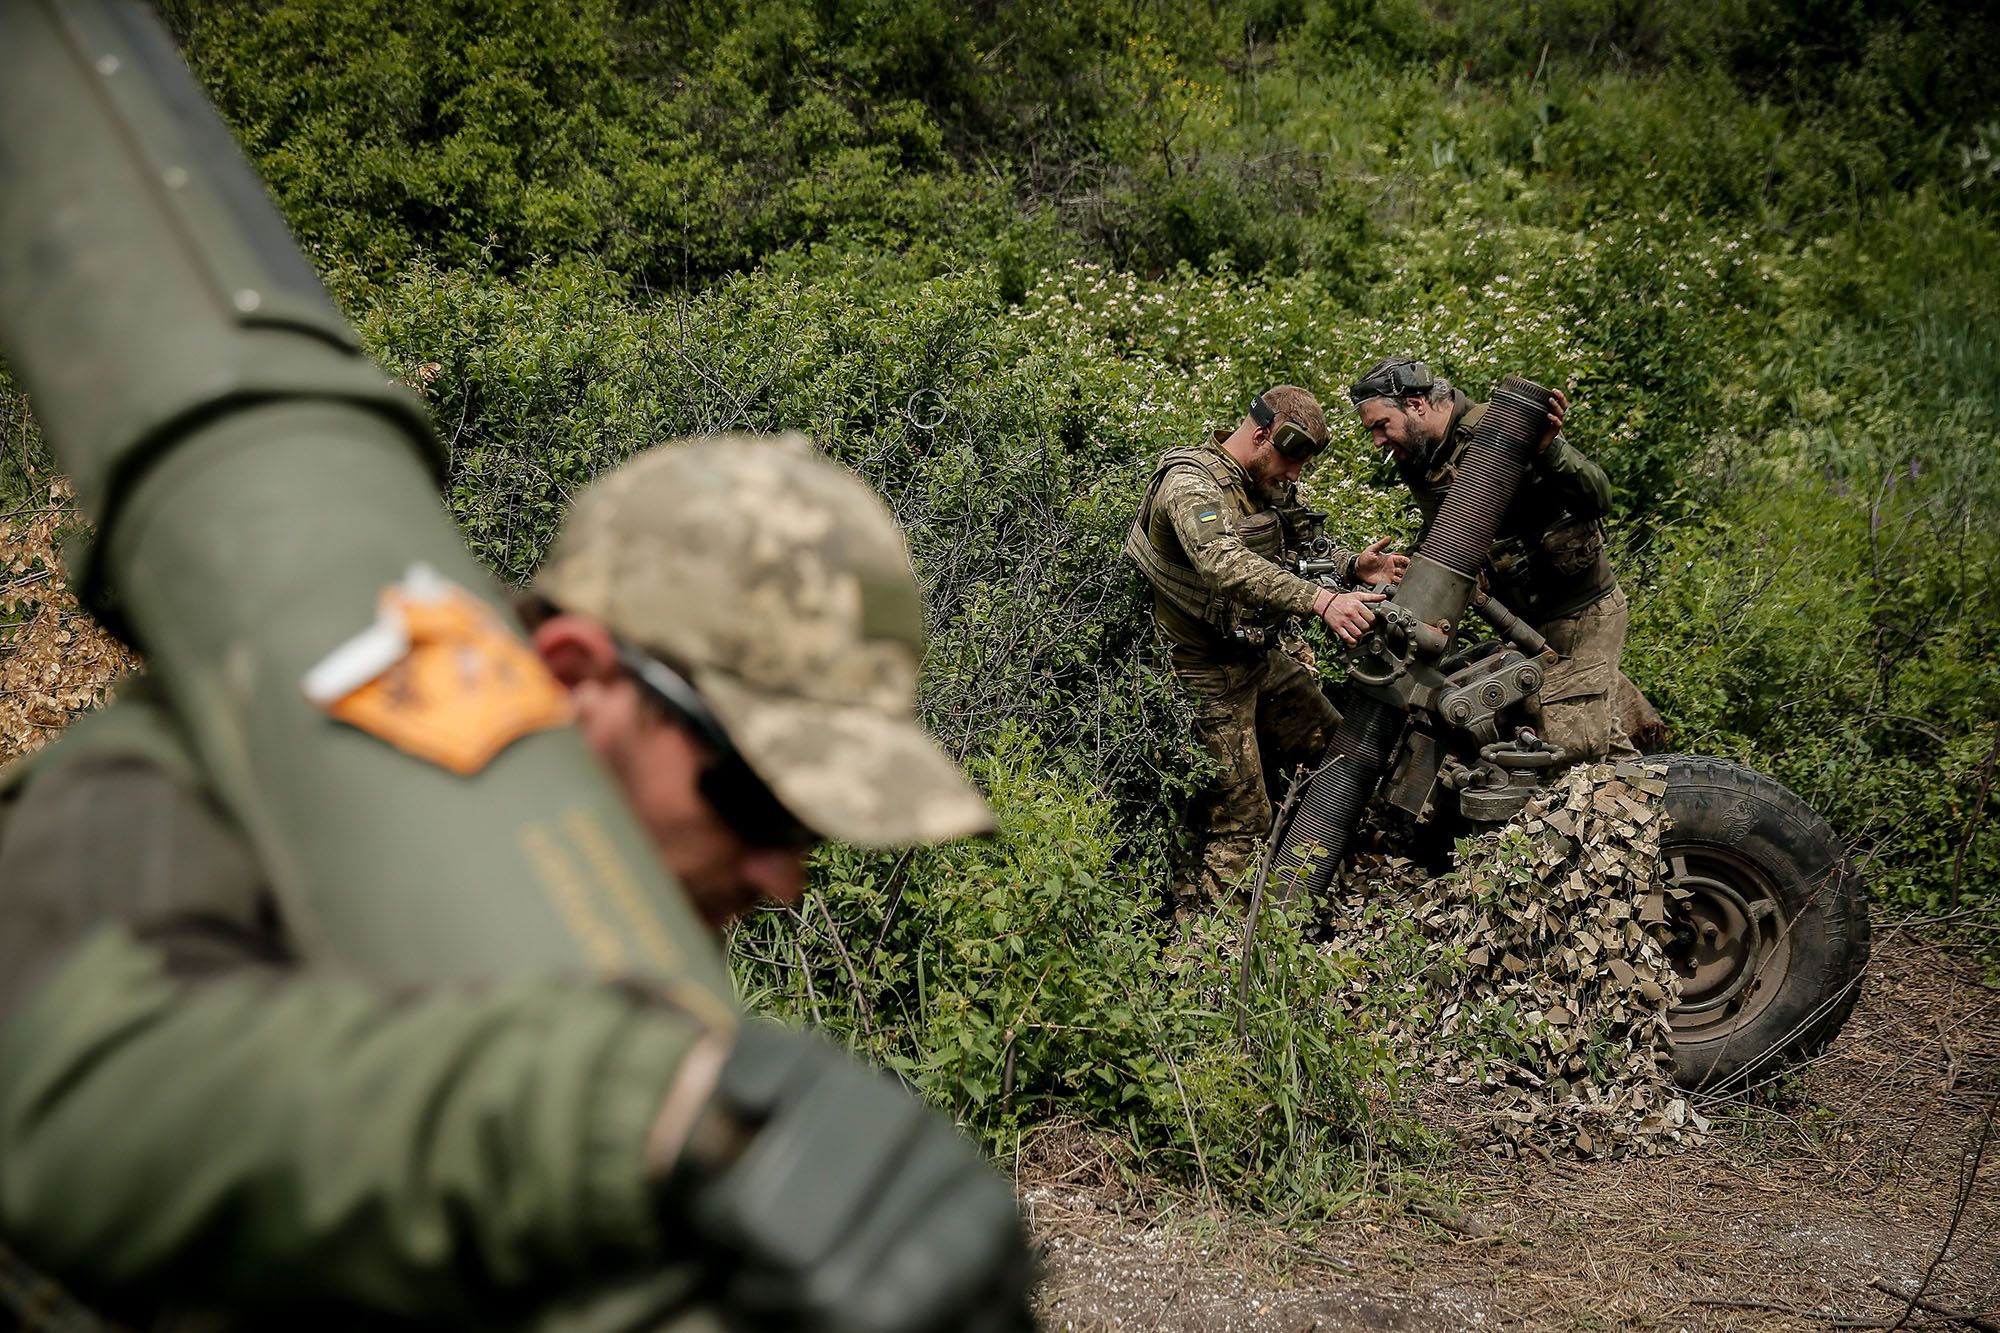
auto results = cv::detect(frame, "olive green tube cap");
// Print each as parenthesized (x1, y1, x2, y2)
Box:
(536, 437, 996, 847)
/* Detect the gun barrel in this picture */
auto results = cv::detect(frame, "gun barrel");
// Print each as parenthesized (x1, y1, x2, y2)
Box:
(1269, 376, 1555, 896)
(1472, 589, 1550, 657)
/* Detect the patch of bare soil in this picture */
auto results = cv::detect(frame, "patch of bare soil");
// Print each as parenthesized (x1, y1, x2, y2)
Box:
(1026, 928, 2000, 1331)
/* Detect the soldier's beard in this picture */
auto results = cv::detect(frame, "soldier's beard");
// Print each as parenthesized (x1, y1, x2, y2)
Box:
(1379, 419, 1419, 462)
(1378, 404, 1441, 463)
(1244, 453, 1293, 502)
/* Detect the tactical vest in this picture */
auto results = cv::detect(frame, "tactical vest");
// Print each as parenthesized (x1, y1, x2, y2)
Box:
(1420, 401, 1486, 490)
(1123, 445, 1287, 641)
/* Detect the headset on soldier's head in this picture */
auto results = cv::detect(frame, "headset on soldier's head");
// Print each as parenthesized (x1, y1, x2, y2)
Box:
(1346, 358, 1436, 407)
(1247, 393, 1325, 462)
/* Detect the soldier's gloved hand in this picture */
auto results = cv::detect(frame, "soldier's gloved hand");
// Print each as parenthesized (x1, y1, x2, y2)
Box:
(657, 1020, 1036, 1333)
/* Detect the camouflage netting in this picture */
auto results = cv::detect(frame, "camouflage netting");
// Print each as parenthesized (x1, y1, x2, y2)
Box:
(1319, 760, 1713, 1160)
(1, 479, 136, 767)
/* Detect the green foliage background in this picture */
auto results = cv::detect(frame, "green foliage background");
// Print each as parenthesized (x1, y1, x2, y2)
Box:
(7, 0, 1996, 1209)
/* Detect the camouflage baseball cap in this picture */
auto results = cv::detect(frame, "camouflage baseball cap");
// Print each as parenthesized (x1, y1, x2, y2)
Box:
(535, 435, 995, 847)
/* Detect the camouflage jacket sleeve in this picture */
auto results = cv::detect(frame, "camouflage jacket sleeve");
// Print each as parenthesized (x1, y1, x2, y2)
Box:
(1531, 433, 1613, 520)
(1158, 468, 1324, 618)
(0, 926, 701, 1322)
(0, 748, 704, 1323)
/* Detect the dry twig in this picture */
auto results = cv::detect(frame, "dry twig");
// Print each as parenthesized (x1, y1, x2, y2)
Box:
(1869, 1277, 2000, 1333)
(1889, 1094, 2000, 1331)
(863, 847, 918, 978)
(811, 892, 877, 1047)
(1949, 721, 2000, 911)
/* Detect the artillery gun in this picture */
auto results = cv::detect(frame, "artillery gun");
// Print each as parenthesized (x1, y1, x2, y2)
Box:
(1274, 377, 1870, 1090)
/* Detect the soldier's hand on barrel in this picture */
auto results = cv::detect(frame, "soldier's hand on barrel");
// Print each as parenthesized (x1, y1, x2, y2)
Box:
(1539, 388, 1570, 453)
(1355, 536, 1409, 585)
(1316, 589, 1386, 645)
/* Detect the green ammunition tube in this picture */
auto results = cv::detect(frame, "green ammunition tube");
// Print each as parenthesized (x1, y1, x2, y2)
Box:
(0, 0, 731, 1008)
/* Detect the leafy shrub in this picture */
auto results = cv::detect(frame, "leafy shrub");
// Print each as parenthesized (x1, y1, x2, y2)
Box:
(734, 726, 1408, 1209)
(358, 259, 1211, 818)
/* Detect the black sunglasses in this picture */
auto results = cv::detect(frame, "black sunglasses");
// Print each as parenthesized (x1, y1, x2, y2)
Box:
(1247, 393, 1323, 462)
(614, 641, 822, 852)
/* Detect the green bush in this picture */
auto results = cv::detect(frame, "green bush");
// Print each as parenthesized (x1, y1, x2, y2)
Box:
(337, 130, 1998, 1205)
(358, 258, 1210, 815)
(733, 726, 1408, 1209)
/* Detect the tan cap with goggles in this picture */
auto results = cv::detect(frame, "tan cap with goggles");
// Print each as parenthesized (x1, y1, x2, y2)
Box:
(1346, 357, 1436, 406)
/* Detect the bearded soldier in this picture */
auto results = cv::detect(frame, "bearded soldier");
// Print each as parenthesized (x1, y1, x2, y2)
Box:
(1126, 386, 1405, 920)
(1349, 357, 1640, 763)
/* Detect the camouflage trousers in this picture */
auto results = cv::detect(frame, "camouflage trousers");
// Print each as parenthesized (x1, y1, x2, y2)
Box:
(1525, 585, 1641, 764)
(1171, 647, 1340, 910)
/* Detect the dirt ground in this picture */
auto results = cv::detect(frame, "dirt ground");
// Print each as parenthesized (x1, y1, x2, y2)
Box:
(1026, 926, 2000, 1331)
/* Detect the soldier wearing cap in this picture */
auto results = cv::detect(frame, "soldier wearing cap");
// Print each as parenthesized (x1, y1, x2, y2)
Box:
(1124, 387, 1406, 919)
(0, 437, 1030, 1330)
(523, 435, 996, 926)
(1349, 358, 1640, 763)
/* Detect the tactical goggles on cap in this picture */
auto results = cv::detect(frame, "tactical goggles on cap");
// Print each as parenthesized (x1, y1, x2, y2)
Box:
(1346, 358, 1435, 406)
(1247, 393, 1324, 462)
(615, 640, 823, 852)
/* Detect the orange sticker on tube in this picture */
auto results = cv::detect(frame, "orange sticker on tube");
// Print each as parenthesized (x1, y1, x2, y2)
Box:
(303, 565, 571, 775)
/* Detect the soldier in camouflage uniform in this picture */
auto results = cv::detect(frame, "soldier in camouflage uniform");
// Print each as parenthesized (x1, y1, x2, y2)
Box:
(0, 437, 1030, 1330)
(1126, 386, 1405, 918)
(1350, 358, 1641, 763)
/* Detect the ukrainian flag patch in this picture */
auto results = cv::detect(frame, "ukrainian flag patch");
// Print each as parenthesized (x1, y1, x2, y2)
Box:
(1197, 508, 1220, 523)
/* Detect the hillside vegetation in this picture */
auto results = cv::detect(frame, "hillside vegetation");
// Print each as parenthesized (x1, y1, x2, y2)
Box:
(4, 0, 1996, 1214)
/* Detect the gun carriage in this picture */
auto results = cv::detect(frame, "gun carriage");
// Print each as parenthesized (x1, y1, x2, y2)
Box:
(1276, 377, 1869, 1089)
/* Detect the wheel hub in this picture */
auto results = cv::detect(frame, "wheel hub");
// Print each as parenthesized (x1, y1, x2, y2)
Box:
(1662, 847, 1789, 1043)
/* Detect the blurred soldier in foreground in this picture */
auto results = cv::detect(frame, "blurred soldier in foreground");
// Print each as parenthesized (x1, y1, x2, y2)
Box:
(1124, 385, 1406, 920)
(1349, 357, 1642, 762)
(0, 438, 1032, 1329)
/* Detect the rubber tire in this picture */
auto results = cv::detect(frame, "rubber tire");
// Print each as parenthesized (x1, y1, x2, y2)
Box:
(1656, 755, 1871, 1090)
